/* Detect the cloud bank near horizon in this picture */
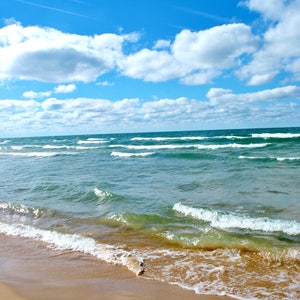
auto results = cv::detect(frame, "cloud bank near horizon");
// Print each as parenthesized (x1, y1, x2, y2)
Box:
(1, 86, 299, 136)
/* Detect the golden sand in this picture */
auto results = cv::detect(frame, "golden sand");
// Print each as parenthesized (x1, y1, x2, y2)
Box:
(0, 234, 233, 300)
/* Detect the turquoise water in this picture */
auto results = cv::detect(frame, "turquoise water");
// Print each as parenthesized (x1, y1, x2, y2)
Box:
(0, 127, 299, 299)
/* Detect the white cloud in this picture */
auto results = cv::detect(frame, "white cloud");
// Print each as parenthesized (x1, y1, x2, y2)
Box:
(244, 0, 286, 20)
(119, 23, 257, 85)
(96, 81, 115, 86)
(54, 84, 77, 93)
(22, 90, 52, 98)
(206, 85, 300, 105)
(0, 22, 137, 83)
(22, 84, 76, 99)
(153, 40, 171, 49)
(1, 1, 300, 88)
(1, 85, 299, 136)
(119, 49, 180, 82)
(238, 0, 300, 85)
(172, 24, 256, 69)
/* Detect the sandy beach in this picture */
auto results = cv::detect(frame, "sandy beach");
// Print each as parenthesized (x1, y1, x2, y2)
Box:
(0, 234, 233, 300)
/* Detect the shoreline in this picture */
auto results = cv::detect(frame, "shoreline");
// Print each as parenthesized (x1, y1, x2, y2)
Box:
(0, 234, 234, 300)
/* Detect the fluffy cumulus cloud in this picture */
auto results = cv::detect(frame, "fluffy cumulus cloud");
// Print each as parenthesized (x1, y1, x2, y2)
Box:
(0, 22, 138, 83)
(1, 85, 299, 136)
(119, 23, 257, 85)
(1, 2, 299, 87)
(22, 90, 52, 99)
(54, 84, 77, 94)
(0, 21, 258, 86)
(238, 0, 300, 85)
(22, 84, 77, 99)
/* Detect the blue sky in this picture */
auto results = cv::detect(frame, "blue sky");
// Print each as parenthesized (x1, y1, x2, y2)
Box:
(0, 0, 300, 137)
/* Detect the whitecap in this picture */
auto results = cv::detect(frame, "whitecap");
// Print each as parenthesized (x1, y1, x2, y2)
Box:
(239, 156, 300, 161)
(0, 140, 10, 145)
(93, 188, 112, 200)
(252, 133, 300, 139)
(131, 136, 207, 141)
(173, 203, 300, 235)
(111, 151, 154, 157)
(0, 152, 76, 157)
(111, 143, 268, 151)
(196, 143, 269, 150)
(0, 202, 48, 218)
(77, 139, 108, 144)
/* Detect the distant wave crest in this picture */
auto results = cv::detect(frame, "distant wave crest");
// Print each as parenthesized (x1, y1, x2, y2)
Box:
(111, 151, 154, 158)
(252, 133, 300, 139)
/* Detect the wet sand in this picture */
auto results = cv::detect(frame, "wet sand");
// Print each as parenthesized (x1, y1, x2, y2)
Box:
(0, 234, 233, 300)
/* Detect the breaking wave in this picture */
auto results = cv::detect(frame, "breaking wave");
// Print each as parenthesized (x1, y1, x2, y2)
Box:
(93, 188, 113, 200)
(0, 222, 145, 275)
(111, 151, 154, 158)
(252, 133, 300, 139)
(239, 156, 300, 161)
(111, 143, 269, 151)
(173, 203, 300, 236)
(0, 152, 77, 157)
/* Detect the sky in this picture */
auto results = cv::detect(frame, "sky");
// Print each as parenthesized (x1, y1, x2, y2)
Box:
(0, 0, 300, 137)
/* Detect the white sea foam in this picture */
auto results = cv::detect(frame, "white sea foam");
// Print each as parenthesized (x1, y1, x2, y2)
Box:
(0, 152, 77, 157)
(196, 143, 269, 150)
(131, 136, 250, 141)
(0, 222, 144, 276)
(0, 202, 52, 218)
(10, 145, 41, 150)
(42, 145, 98, 150)
(125, 144, 194, 150)
(0, 140, 10, 145)
(131, 136, 207, 141)
(173, 203, 300, 235)
(11, 146, 26, 150)
(252, 133, 300, 139)
(239, 156, 300, 161)
(78, 139, 108, 144)
(93, 188, 112, 200)
(111, 151, 154, 157)
(0, 202, 45, 218)
(216, 135, 248, 140)
(43, 145, 73, 149)
(111, 143, 268, 151)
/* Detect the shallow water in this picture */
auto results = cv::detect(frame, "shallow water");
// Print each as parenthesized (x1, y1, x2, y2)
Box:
(0, 127, 299, 299)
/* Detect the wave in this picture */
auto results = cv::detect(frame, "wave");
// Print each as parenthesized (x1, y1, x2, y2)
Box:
(196, 143, 269, 150)
(131, 136, 207, 141)
(77, 138, 109, 144)
(111, 151, 154, 158)
(0, 140, 10, 145)
(0, 151, 77, 157)
(215, 135, 248, 140)
(0, 222, 144, 275)
(111, 143, 269, 151)
(131, 136, 252, 141)
(10, 145, 41, 150)
(93, 188, 113, 201)
(252, 133, 300, 139)
(42, 145, 101, 150)
(239, 156, 300, 161)
(173, 203, 300, 236)
(0, 202, 51, 218)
